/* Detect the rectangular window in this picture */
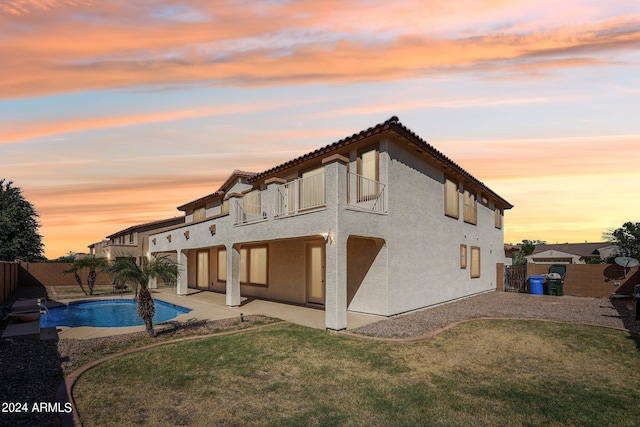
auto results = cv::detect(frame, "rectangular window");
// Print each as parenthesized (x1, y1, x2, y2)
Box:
(471, 246, 481, 278)
(249, 247, 268, 285)
(196, 250, 209, 288)
(217, 248, 227, 282)
(463, 189, 477, 224)
(244, 190, 262, 217)
(460, 244, 467, 269)
(357, 146, 379, 201)
(193, 207, 206, 221)
(129, 233, 134, 244)
(495, 207, 503, 229)
(239, 245, 268, 286)
(444, 178, 459, 218)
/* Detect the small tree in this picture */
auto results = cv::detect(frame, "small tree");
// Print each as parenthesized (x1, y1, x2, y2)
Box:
(0, 179, 44, 261)
(63, 255, 108, 296)
(513, 239, 546, 265)
(605, 222, 640, 260)
(106, 255, 179, 337)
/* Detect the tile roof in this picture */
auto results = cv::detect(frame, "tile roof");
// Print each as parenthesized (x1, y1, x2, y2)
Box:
(106, 216, 184, 238)
(176, 116, 512, 211)
(531, 242, 615, 258)
(176, 170, 256, 211)
(249, 116, 512, 209)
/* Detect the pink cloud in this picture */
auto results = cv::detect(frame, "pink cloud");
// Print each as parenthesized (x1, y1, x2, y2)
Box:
(1, 1, 638, 99)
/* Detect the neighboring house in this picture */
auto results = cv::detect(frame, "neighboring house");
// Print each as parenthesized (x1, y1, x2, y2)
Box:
(89, 217, 184, 265)
(526, 242, 618, 264)
(149, 116, 513, 330)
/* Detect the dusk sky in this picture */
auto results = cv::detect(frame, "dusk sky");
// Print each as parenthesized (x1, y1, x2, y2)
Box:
(1, 0, 639, 259)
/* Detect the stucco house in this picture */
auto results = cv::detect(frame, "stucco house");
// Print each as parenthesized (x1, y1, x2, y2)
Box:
(89, 216, 184, 265)
(526, 242, 618, 264)
(149, 116, 512, 330)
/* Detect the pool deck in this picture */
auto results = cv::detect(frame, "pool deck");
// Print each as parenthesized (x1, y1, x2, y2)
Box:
(55, 288, 384, 339)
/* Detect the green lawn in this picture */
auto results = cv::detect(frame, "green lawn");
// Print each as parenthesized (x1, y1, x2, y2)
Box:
(73, 320, 640, 426)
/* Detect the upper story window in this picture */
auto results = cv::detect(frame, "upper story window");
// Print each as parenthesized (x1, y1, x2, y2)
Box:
(495, 207, 503, 229)
(193, 207, 206, 221)
(444, 177, 459, 218)
(357, 145, 379, 201)
(244, 189, 262, 216)
(463, 189, 477, 224)
(128, 232, 134, 244)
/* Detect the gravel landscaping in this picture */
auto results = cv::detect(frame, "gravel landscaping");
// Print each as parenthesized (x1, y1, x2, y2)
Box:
(1, 286, 639, 426)
(352, 291, 640, 338)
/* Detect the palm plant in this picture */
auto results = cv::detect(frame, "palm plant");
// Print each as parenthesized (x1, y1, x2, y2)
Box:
(64, 255, 108, 295)
(106, 255, 179, 337)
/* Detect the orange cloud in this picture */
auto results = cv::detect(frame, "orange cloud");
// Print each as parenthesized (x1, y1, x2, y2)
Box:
(0, 0, 90, 16)
(1, 1, 638, 99)
(0, 98, 313, 143)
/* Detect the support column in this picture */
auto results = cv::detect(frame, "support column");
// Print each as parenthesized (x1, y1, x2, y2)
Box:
(325, 234, 347, 330)
(176, 249, 188, 296)
(321, 154, 349, 331)
(226, 243, 241, 307)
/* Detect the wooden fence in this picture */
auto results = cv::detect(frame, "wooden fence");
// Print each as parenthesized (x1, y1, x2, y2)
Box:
(0, 261, 19, 304)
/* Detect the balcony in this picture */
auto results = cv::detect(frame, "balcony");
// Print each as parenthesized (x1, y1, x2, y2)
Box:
(275, 172, 325, 217)
(234, 190, 267, 225)
(233, 170, 386, 226)
(347, 172, 387, 214)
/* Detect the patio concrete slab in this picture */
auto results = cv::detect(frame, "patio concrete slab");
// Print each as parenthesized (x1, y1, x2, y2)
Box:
(54, 288, 384, 339)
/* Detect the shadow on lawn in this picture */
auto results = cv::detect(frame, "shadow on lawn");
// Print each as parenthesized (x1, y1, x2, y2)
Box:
(0, 285, 67, 427)
(609, 296, 640, 352)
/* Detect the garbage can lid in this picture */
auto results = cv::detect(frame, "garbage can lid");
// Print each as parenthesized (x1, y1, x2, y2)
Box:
(549, 264, 566, 277)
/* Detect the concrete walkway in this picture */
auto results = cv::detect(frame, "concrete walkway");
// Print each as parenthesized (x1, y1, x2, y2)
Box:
(57, 288, 384, 339)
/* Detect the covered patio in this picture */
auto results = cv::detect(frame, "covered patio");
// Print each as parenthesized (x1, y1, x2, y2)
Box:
(54, 287, 385, 339)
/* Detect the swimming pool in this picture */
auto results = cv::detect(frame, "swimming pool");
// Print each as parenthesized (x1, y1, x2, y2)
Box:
(40, 299, 191, 328)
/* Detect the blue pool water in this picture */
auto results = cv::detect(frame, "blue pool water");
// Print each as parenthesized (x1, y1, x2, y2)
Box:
(40, 299, 191, 328)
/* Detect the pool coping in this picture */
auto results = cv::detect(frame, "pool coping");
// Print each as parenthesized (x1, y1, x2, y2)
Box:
(50, 295, 202, 339)
(42, 298, 191, 334)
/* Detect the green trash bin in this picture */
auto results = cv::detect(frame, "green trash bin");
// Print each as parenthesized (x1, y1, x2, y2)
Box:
(546, 265, 566, 296)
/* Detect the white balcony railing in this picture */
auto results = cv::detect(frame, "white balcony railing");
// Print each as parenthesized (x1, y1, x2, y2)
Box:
(347, 172, 387, 214)
(234, 191, 267, 225)
(275, 173, 325, 217)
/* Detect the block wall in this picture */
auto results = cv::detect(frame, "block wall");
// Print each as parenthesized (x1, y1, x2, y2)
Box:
(17, 262, 112, 288)
(526, 263, 639, 298)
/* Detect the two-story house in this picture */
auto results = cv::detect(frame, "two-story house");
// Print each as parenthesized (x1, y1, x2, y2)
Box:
(89, 216, 184, 265)
(149, 116, 512, 330)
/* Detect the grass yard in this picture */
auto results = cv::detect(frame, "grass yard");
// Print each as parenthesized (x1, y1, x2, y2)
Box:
(73, 320, 640, 426)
